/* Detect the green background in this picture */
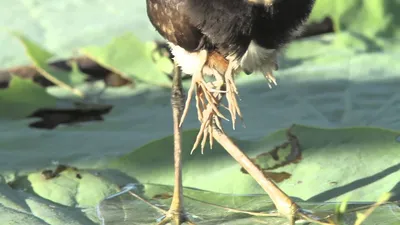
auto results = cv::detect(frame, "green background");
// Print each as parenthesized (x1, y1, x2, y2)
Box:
(0, 0, 399, 224)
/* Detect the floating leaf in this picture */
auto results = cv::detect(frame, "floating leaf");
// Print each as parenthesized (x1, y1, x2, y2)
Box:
(80, 33, 172, 88)
(0, 76, 57, 119)
(11, 32, 85, 97)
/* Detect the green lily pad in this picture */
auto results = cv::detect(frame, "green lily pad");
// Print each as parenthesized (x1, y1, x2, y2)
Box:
(1, 1, 400, 224)
(0, 0, 158, 68)
(0, 181, 98, 225)
(11, 32, 86, 97)
(80, 33, 172, 88)
(106, 125, 400, 202)
(309, 0, 399, 39)
(93, 183, 400, 225)
(0, 76, 57, 119)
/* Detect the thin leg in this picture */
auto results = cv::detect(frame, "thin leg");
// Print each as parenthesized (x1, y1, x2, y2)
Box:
(195, 88, 300, 224)
(189, 80, 300, 223)
(183, 56, 323, 224)
(211, 125, 298, 224)
(157, 63, 196, 225)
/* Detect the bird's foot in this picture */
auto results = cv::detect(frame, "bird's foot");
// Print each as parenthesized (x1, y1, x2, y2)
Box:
(128, 189, 196, 225)
(180, 71, 228, 128)
(264, 69, 277, 89)
(224, 62, 242, 130)
(190, 99, 224, 154)
(156, 210, 196, 225)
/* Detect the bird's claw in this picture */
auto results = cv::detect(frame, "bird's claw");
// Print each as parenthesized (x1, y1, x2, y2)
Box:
(225, 74, 242, 130)
(190, 101, 222, 154)
(156, 210, 197, 225)
(179, 74, 228, 128)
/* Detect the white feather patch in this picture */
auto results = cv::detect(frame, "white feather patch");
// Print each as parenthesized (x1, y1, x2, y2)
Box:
(168, 42, 203, 75)
(240, 40, 278, 75)
(168, 42, 219, 76)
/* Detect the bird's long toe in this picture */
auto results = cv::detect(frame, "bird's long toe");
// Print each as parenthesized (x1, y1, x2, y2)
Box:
(225, 72, 242, 130)
(156, 210, 197, 225)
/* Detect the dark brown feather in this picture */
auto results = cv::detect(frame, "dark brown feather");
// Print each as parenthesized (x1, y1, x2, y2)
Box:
(146, 0, 315, 76)
(146, 0, 208, 52)
(185, 0, 315, 57)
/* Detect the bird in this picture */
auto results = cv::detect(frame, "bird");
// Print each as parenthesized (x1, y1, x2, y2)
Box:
(146, 0, 316, 224)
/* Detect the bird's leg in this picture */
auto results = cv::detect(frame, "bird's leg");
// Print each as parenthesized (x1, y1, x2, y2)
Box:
(198, 99, 311, 225)
(185, 57, 321, 224)
(157, 63, 196, 225)
(211, 125, 299, 224)
(191, 80, 325, 225)
(191, 91, 301, 223)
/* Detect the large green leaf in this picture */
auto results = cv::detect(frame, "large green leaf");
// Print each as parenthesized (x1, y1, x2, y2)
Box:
(2, 0, 400, 68)
(80, 33, 172, 87)
(309, 0, 399, 39)
(4, 161, 399, 225)
(1, 0, 400, 224)
(106, 125, 400, 201)
(11, 32, 86, 97)
(1, 34, 400, 223)
(0, 76, 57, 119)
(93, 184, 400, 225)
(0, 0, 157, 68)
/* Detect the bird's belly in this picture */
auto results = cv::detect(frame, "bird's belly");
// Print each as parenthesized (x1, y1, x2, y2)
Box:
(169, 41, 279, 81)
(169, 43, 206, 75)
(169, 42, 229, 76)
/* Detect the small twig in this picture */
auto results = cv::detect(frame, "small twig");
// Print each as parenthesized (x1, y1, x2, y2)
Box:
(298, 212, 335, 225)
(128, 191, 167, 214)
(354, 193, 392, 225)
